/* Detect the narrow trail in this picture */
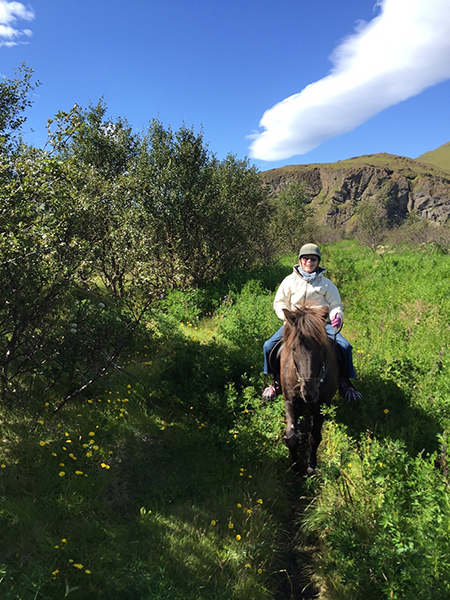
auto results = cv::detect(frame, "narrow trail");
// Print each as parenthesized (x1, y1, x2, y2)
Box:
(273, 473, 321, 600)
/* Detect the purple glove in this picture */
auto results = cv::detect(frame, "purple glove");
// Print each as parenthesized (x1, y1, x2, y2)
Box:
(331, 315, 342, 329)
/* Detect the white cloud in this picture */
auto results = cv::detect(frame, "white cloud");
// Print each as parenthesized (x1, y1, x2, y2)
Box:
(249, 0, 450, 161)
(0, 0, 34, 47)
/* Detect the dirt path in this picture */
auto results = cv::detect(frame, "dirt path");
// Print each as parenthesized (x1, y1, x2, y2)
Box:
(273, 475, 321, 600)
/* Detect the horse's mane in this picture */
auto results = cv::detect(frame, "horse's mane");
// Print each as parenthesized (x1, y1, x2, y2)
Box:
(283, 303, 331, 354)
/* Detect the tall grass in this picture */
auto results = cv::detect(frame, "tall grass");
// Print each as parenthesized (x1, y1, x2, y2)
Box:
(1, 242, 450, 599)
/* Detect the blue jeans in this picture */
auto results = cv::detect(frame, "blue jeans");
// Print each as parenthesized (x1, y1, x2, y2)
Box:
(263, 324, 357, 379)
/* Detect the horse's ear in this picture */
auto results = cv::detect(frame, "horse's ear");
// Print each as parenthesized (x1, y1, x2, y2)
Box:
(283, 308, 296, 325)
(318, 306, 329, 321)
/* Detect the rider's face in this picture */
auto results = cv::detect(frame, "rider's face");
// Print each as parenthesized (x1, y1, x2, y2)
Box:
(300, 255, 319, 273)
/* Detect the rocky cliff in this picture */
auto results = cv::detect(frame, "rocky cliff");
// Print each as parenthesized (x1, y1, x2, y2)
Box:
(259, 153, 450, 230)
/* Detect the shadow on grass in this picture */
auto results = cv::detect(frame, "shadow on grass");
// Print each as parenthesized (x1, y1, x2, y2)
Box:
(334, 374, 443, 458)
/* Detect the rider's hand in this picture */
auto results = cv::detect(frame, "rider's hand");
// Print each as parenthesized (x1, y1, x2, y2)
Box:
(331, 315, 342, 329)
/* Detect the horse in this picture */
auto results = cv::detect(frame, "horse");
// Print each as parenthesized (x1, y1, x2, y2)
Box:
(279, 303, 339, 475)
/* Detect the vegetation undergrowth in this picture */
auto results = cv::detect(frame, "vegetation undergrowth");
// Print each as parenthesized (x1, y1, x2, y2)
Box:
(2, 243, 450, 600)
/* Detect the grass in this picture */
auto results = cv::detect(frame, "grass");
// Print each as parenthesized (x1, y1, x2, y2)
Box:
(2, 242, 450, 599)
(417, 141, 450, 174)
(0, 324, 292, 599)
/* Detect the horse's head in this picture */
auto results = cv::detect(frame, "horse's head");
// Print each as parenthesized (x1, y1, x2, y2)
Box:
(282, 304, 331, 404)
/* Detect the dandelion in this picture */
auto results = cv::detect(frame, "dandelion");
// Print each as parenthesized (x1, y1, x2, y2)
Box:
(61, 539, 67, 543)
(257, 498, 263, 504)
(384, 409, 389, 414)
(228, 522, 234, 529)
(247, 508, 253, 515)
(39, 441, 46, 447)
(236, 534, 241, 540)
(379, 462, 383, 467)
(237, 503, 242, 508)
(258, 568, 263, 574)
(52, 569, 60, 576)
(93, 445, 99, 451)
(86, 451, 93, 458)
(59, 471, 65, 477)
(59, 463, 65, 467)
(73, 563, 83, 570)
(85, 569, 91, 574)
(1, 464, 6, 469)
(101, 463, 110, 469)
(75, 471, 83, 475)
(38, 420, 44, 425)
(211, 520, 217, 526)
(245, 563, 251, 569)
(88, 431, 95, 437)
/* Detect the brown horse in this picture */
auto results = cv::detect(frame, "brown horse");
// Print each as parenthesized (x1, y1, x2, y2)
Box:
(280, 303, 339, 475)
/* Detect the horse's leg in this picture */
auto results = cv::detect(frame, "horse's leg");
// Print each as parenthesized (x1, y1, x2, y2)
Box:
(306, 409, 325, 476)
(284, 399, 299, 468)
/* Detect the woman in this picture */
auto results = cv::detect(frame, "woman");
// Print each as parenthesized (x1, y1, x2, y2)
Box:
(262, 243, 362, 402)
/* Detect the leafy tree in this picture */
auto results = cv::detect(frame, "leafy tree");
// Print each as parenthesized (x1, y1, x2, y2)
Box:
(0, 94, 145, 409)
(0, 63, 38, 152)
(355, 197, 388, 250)
(270, 181, 310, 253)
(135, 120, 272, 289)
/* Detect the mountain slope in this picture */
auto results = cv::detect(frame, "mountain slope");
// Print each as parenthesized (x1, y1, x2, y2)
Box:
(416, 141, 450, 173)
(260, 152, 450, 229)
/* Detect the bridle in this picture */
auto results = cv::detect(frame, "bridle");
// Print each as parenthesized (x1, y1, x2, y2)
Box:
(292, 350, 329, 388)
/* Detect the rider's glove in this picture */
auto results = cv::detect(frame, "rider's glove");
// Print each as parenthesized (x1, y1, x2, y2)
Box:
(331, 315, 342, 329)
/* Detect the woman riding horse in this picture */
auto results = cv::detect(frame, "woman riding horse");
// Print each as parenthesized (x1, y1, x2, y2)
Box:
(262, 243, 362, 402)
(280, 303, 339, 474)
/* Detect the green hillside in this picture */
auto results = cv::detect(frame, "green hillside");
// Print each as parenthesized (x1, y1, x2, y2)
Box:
(416, 141, 450, 173)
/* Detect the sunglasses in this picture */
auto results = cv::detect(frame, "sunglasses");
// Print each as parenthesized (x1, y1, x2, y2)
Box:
(301, 255, 319, 262)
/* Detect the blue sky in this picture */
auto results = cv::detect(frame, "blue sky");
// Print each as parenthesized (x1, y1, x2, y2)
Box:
(1, 0, 450, 171)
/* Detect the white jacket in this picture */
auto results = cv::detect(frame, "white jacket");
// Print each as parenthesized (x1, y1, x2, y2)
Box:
(273, 266, 344, 323)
